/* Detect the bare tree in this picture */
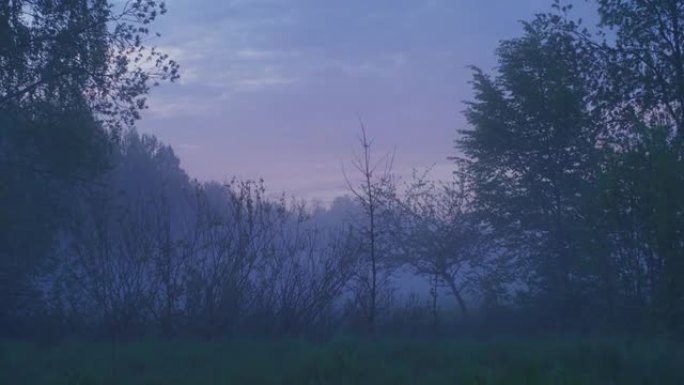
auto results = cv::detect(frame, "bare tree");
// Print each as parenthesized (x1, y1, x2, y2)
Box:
(185, 180, 358, 336)
(181, 180, 274, 336)
(390, 171, 499, 318)
(258, 209, 358, 335)
(344, 121, 396, 334)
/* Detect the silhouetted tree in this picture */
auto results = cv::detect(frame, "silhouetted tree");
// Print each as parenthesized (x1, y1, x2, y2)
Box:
(592, 0, 684, 329)
(595, 125, 684, 329)
(0, 0, 178, 334)
(456, 13, 602, 327)
(596, 0, 684, 144)
(345, 122, 397, 334)
(391, 172, 497, 319)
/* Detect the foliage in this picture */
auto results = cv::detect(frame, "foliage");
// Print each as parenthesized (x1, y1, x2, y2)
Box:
(456, 0, 684, 332)
(0, 0, 179, 127)
(597, 0, 684, 142)
(0, 0, 177, 334)
(457, 13, 601, 323)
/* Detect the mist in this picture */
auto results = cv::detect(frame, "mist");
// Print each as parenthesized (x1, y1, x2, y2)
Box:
(1, 0, 683, 384)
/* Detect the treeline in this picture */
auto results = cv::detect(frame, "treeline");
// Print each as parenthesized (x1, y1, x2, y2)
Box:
(38, 131, 359, 339)
(456, 0, 684, 333)
(2, 0, 684, 341)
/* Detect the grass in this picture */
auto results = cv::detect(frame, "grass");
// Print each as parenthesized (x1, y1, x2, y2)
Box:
(1, 335, 682, 384)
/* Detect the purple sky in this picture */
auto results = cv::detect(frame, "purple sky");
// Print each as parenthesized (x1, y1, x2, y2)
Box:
(137, 0, 596, 205)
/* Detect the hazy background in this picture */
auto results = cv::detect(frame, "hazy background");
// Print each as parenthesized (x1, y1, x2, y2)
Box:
(138, 0, 597, 204)
(4, 2, 684, 381)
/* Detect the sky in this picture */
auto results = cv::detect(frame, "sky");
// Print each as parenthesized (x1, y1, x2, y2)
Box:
(137, 0, 597, 205)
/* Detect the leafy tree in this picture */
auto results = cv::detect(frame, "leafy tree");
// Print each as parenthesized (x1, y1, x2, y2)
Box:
(0, 0, 178, 126)
(456, 13, 602, 326)
(597, 0, 684, 144)
(589, 0, 684, 330)
(596, 124, 684, 329)
(0, 0, 178, 334)
(457, 0, 684, 332)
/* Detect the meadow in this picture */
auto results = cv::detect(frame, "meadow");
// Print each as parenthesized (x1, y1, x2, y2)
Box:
(1, 336, 682, 385)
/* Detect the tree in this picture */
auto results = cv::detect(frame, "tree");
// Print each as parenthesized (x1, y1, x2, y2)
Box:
(456, 0, 684, 332)
(345, 122, 396, 334)
(588, 0, 684, 330)
(391, 172, 496, 320)
(49, 130, 192, 338)
(0, 0, 179, 126)
(596, 124, 684, 329)
(597, 0, 684, 144)
(0, 0, 178, 334)
(456, 13, 602, 326)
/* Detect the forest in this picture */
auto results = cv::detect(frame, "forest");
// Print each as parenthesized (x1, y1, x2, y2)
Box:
(1, 0, 684, 383)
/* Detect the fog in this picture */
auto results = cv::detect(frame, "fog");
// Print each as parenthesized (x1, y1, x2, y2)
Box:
(1, 0, 684, 383)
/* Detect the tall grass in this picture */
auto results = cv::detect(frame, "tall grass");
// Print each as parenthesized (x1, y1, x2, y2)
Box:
(1, 336, 682, 384)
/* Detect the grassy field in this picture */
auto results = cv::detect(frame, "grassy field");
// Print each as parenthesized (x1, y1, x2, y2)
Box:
(1, 336, 682, 384)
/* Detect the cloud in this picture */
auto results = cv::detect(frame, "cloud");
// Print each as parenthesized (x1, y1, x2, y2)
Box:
(146, 0, 432, 119)
(140, 0, 598, 202)
(313, 52, 409, 79)
(231, 76, 300, 92)
(235, 49, 300, 60)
